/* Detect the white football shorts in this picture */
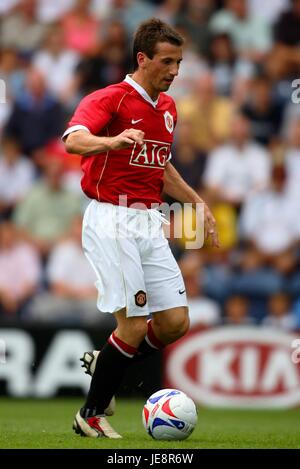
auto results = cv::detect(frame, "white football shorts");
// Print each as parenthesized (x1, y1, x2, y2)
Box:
(82, 200, 188, 317)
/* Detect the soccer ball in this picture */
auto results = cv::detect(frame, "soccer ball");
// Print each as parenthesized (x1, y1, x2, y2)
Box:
(142, 388, 197, 440)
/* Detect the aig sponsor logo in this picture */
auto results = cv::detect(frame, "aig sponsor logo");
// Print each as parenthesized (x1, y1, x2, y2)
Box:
(165, 327, 300, 408)
(129, 139, 170, 169)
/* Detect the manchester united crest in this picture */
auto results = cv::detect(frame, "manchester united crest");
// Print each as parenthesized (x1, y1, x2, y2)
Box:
(164, 111, 174, 134)
(135, 290, 147, 307)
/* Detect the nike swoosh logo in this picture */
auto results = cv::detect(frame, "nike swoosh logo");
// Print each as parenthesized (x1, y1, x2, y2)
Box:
(179, 289, 186, 295)
(131, 118, 143, 124)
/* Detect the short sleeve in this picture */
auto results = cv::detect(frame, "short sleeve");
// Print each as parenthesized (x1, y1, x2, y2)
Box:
(63, 90, 116, 139)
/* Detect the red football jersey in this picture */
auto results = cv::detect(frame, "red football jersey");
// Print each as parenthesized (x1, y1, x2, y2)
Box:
(63, 75, 177, 208)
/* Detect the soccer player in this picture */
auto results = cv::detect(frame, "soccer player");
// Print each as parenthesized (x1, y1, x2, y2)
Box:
(63, 18, 219, 438)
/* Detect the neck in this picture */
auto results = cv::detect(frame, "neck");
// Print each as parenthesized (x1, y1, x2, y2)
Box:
(130, 71, 159, 101)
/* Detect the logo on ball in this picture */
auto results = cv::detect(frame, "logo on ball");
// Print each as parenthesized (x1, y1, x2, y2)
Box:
(142, 388, 197, 440)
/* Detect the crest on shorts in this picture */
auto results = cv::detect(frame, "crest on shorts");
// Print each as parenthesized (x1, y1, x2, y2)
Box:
(135, 290, 147, 307)
(164, 111, 174, 134)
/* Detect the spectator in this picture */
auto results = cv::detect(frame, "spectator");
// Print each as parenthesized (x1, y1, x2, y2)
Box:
(37, 0, 75, 23)
(0, 48, 26, 101)
(75, 20, 130, 95)
(13, 157, 82, 255)
(0, 221, 41, 318)
(110, 0, 156, 36)
(0, 136, 35, 220)
(285, 119, 300, 200)
(249, 0, 289, 25)
(204, 112, 271, 206)
(0, 0, 21, 15)
(172, 119, 207, 191)
(0, 0, 48, 57)
(32, 23, 80, 104)
(209, 0, 272, 63)
(28, 216, 109, 325)
(61, 0, 101, 55)
(268, 248, 300, 298)
(222, 295, 254, 325)
(292, 298, 300, 330)
(177, 72, 234, 152)
(155, 0, 182, 25)
(242, 75, 284, 146)
(179, 251, 221, 327)
(267, 0, 300, 80)
(40, 138, 84, 198)
(208, 202, 239, 251)
(4, 67, 64, 156)
(167, 26, 208, 101)
(91, 0, 112, 20)
(207, 32, 255, 98)
(240, 164, 300, 254)
(262, 292, 296, 330)
(228, 247, 284, 322)
(175, 0, 214, 57)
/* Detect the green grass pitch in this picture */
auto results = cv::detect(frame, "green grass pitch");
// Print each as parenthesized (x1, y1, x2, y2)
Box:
(0, 398, 299, 449)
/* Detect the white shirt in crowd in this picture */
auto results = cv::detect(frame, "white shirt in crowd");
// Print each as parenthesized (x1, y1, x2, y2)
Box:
(285, 147, 300, 199)
(168, 49, 208, 101)
(188, 297, 221, 328)
(33, 49, 79, 97)
(36, 0, 75, 23)
(0, 156, 35, 203)
(47, 240, 97, 289)
(204, 142, 270, 201)
(240, 189, 300, 254)
(262, 314, 296, 331)
(0, 243, 41, 299)
(209, 8, 272, 54)
(0, 0, 20, 14)
(249, 0, 289, 24)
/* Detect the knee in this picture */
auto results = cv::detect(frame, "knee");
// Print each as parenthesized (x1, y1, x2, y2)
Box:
(170, 310, 190, 340)
(155, 307, 190, 343)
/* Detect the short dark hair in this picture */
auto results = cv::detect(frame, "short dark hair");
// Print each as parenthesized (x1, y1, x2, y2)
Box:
(132, 18, 184, 70)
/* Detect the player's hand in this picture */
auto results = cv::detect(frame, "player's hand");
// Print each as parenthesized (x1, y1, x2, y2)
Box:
(110, 129, 145, 150)
(204, 203, 220, 248)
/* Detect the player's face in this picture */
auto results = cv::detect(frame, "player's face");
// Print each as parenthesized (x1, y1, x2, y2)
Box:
(144, 42, 183, 95)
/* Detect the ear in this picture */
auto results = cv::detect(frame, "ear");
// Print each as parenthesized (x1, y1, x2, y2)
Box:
(136, 51, 148, 69)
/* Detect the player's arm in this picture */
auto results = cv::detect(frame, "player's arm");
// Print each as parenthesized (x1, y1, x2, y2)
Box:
(64, 129, 145, 157)
(163, 161, 220, 247)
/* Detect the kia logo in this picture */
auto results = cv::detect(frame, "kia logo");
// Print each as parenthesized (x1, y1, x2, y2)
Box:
(165, 327, 300, 408)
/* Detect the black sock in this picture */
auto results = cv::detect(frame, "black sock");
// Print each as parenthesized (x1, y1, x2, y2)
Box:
(82, 332, 137, 416)
(132, 338, 159, 363)
(133, 319, 165, 363)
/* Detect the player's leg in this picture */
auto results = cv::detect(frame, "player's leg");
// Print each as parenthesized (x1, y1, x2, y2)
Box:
(82, 309, 147, 414)
(74, 309, 148, 438)
(150, 305, 189, 344)
(81, 223, 190, 375)
(74, 202, 150, 437)
(141, 227, 190, 352)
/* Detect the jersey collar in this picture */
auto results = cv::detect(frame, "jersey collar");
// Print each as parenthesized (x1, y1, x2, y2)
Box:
(124, 74, 159, 108)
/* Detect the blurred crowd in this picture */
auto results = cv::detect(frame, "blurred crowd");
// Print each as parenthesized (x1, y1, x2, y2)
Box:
(1, 0, 300, 331)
